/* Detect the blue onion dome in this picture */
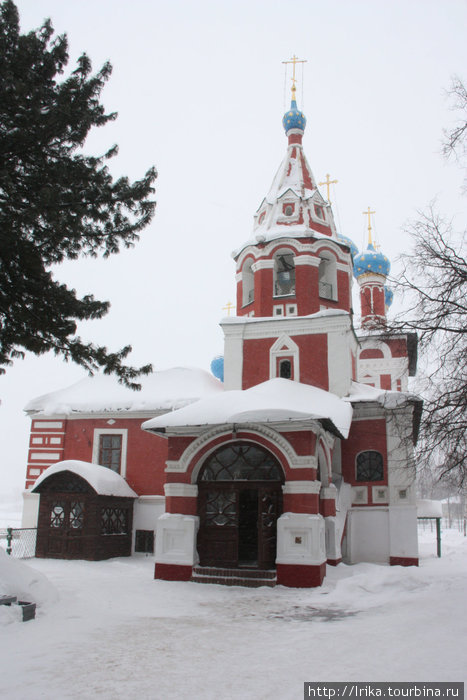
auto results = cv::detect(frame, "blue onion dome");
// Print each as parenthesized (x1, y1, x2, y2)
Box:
(384, 286, 394, 308)
(282, 99, 307, 134)
(210, 355, 224, 382)
(337, 234, 359, 259)
(353, 243, 391, 279)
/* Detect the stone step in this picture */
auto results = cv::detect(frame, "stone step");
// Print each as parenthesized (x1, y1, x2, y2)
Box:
(191, 566, 277, 588)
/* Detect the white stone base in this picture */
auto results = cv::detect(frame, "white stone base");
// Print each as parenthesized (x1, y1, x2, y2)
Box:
(346, 505, 419, 564)
(132, 495, 165, 554)
(21, 491, 39, 528)
(276, 512, 326, 566)
(346, 507, 390, 563)
(155, 513, 199, 567)
(325, 516, 342, 562)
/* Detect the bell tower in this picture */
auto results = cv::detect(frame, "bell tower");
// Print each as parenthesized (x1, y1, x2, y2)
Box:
(223, 67, 358, 395)
(353, 209, 392, 329)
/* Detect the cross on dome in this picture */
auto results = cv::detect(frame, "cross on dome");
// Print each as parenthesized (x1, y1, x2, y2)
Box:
(282, 55, 307, 135)
(319, 173, 338, 205)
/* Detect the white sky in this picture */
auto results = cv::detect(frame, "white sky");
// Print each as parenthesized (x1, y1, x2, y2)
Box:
(1, 0, 466, 496)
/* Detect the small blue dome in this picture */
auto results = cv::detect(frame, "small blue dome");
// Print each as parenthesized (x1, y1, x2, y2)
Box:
(353, 243, 391, 279)
(210, 355, 224, 382)
(282, 99, 307, 134)
(385, 286, 394, 308)
(337, 234, 359, 259)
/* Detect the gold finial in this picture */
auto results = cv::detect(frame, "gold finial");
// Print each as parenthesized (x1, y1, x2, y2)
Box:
(363, 206, 376, 247)
(318, 173, 338, 204)
(282, 55, 307, 100)
(222, 301, 235, 317)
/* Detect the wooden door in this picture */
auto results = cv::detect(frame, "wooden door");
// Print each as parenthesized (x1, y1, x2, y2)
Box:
(258, 486, 282, 569)
(198, 485, 238, 567)
(42, 497, 85, 559)
(198, 482, 282, 569)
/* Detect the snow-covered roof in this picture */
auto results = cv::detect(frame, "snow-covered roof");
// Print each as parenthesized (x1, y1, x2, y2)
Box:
(24, 367, 224, 416)
(417, 499, 443, 518)
(142, 378, 353, 439)
(31, 460, 138, 498)
(232, 227, 344, 259)
(345, 381, 420, 409)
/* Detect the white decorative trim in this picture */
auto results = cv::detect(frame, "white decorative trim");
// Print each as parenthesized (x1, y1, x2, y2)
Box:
(137, 495, 165, 505)
(165, 460, 184, 472)
(269, 333, 300, 381)
(251, 259, 274, 271)
(276, 512, 326, 566)
(352, 486, 368, 505)
(222, 312, 352, 341)
(320, 485, 337, 501)
(294, 255, 320, 268)
(92, 428, 128, 478)
(155, 514, 199, 567)
(164, 483, 198, 498)
(235, 236, 352, 270)
(372, 486, 388, 503)
(32, 420, 64, 429)
(165, 424, 317, 479)
(282, 480, 321, 495)
(30, 452, 61, 461)
(356, 272, 387, 286)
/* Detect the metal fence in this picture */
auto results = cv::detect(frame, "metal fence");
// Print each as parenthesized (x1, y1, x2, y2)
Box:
(0, 528, 37, 558)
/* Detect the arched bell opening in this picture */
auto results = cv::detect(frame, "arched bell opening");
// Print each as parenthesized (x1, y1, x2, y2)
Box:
(197, 442, 284, 569)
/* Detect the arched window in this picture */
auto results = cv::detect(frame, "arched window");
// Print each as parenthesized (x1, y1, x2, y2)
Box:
(318, 251, 337, 301)
(274, 251, 296, 297)
(199, 443, 283, 482)
(356, 451, 384, 482)
(242, 258, 254, 306)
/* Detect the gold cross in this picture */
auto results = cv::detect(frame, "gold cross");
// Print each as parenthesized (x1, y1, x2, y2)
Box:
(222, 301, 235, 317)
(318, 173, 338, 204)
(363, 207, 376, 246)
(282, 55, 307, 98)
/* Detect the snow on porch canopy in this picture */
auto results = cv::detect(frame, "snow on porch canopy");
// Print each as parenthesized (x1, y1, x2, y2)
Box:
(142, 378, 353, 439)
(31, 460, 138, 498)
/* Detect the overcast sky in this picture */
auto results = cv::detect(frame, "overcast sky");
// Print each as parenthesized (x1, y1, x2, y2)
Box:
(1, 0, 466, 497)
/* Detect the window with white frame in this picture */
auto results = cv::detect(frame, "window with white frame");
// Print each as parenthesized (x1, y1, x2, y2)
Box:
(270, 335, 299, 381)
(92, 429, 128, 477)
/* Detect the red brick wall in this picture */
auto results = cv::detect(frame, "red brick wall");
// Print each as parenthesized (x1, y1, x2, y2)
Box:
(60, 418, 167, 495)
(341, 418, 388, 504)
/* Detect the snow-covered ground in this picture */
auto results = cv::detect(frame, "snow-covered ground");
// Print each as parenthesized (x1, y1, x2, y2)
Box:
(0, 528, 465, 699)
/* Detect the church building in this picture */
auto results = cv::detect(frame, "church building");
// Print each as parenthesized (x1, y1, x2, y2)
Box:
(22, 73, 421, 587)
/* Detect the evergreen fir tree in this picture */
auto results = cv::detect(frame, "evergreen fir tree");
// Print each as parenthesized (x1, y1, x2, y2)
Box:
(0, 0, 157, 387)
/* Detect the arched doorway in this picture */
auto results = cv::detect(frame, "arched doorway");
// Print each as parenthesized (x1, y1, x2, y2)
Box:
(197, 442, 284, 569)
